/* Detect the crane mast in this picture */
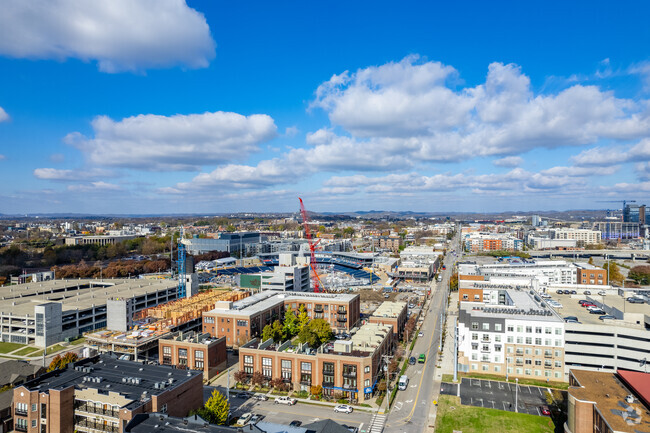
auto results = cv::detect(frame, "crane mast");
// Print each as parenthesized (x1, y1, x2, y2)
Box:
(299, 197, 324, 293)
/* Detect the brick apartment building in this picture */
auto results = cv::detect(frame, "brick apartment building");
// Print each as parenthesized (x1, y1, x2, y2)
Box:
(574, 263, 607, 286)
(372, 236, 403, 253)
(12, 355, 203, 433)
(239, 323, 393, 403)
(203, 292, 360, 346)
(158, 331, 227, 380)
(367, 301, 408, 340)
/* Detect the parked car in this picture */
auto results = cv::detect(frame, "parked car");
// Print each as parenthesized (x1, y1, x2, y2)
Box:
(274, 396, 297, 405)
(589, 308, 606, 315)
(540, 405, 551, 416)
(237, 392, 253, 399)
(253, 394, 268, 401)
(418, 354, 426, 363)
(627, 297, 645, 304)
(599, 315, 616, 320)
(569, 290, 577, 295)
(578, 300, 590, 305)
(250, 414, 264, 424)
(334, 404, 353, 413)
(418, 331, 424, 337)
(598, 291, 607, 296)
(556, 290, 564, 294)
(409, 356, 416, 365)
(564, 316, 578, 322)
(344, 425, 359, 433)
(540, 293, 551, 299)
(239, 413, 253, 425)
(583, 291, 591, 295)
(290, 421, 302, 427)
(582, 303, 597, 308)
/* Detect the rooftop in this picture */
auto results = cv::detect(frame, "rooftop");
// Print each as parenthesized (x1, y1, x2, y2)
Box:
(19, 354, 201, 410)
(372, 301, 407, 318)
(207, 291, 358, 317)
(569, 369, 650, 432)
(545, 292, 649, 327)
(0, 278, 177, 316)
(461, 289, 563, 323)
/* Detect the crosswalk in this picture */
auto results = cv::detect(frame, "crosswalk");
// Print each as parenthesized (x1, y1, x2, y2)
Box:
(369, 413, 386, 433)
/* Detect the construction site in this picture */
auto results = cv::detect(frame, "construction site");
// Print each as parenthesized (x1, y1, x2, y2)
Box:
(84, 288, 249, 361)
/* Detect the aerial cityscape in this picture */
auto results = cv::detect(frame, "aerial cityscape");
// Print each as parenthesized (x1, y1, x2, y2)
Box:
(1, 1, 649, 433)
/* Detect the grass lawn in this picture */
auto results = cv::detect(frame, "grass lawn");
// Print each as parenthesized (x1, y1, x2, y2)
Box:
(441, 373, 569, 390)
(13, 346, 42, 356)
(435, 395, 554, 433)
(67, 337, 86, 345)
(46, 344, 66, 355)
(0, 342, 25, 354)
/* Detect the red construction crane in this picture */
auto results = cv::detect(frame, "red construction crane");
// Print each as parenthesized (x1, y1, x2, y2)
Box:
(299, 197, 324, 293)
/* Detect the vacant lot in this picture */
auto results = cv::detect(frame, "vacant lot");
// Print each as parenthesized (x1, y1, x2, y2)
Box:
(435, 395, 554, 433)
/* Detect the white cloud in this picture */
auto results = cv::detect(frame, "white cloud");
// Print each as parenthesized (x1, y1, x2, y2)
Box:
(0, 154, 6, 161)
(493, 156, 524, 167)
(66, 111, 277, 171)
(67, 181, 122, 192)
(539, 165, 619, 177)
(284, 126, 299, 137)
(572, 138, 650, 166)
(33, 167, 114, 181)
(310, 57, 650, 165)
(0, 0, 216, 73)
(0, 107, 8, 122)
(629, 61, 650, 91)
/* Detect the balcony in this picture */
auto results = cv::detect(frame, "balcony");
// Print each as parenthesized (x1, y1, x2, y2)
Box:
(75, 404, 118, 418)
(544, 353, 552, 358)
(15, 409, 28, 416)
(337, 309, 347, 315)
(544, 364, 553, 369)
(481, 338, 491, 343)
(342, 372, 357, 379)
(314, 306, 324, 313)
(481, 347, 491, 353)
(515, 350, 524, 356)
(515, 361, 523, 366)
(15, 425, 27, 433)
(76, 419, 119, 433)
(337, 317, 347, 323)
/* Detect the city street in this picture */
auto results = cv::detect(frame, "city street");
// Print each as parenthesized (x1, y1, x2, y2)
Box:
(384, 231, 460, 433)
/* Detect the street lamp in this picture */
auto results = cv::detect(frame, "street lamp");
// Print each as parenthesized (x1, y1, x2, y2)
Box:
(515, 378, 519, 413)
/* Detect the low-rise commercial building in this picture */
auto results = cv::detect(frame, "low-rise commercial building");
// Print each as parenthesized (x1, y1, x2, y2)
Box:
(12, 354, 203, 433)
(239, 322, 393, 403)
(182, 232, 261, 255)
(372, 236, 403, 253)
(574, 263, 607, 286)
(203, 292, 360, 346)
(159, 331, 227, 380)
(565, 369, 650, 433)
(550, 229, 602, 246)
(463, 234, 523, 252)
(65, 234, 139, 246)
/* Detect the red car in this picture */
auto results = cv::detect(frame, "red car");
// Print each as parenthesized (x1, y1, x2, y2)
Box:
(581, 303, 596, 308)
(540, 406, 551, 416)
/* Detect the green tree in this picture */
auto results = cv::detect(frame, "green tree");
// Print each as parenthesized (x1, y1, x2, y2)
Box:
(297, 319, 333, 348)
(297, 305, 310, 331)
(588, 256, 595, 266)
(283, 309, 299, 338)
(261, 320, 285, 342)
(202, 390, 230, 425)
(628, 265, 650, 285)
(343, 227, 355, 238)
(603, 262, 624, 286)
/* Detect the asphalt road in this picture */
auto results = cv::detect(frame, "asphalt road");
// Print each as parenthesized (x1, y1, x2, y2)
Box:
(384, 231, 461, 433)
(203, 386, 374, 431)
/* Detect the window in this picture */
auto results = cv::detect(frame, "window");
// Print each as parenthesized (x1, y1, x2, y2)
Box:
(535, 338, 542, 345)
(516, 337, 523, 344)
(244, 355, 254, 374)
(525, 359, 532, 365)
(494, 345, 502, 352)
(507, 326, 514, 332)
(545, 339, 552, 346)
(534, 349, 541, 356)
(507, 336, 514, 343)
(535, 327, 542, 334)
(237, 320, 248, 327)
(482, 344, 489, 352)
(495, 323, 502, 331)
(555, 328, 562, 335)
(506, 347, 512, 353)
(525, 369, 532, 376)
(364, 366, 370, 373)
(301, 362, 312, 372)
(555, 340, 562, 347)
(535, 360, 542, 366)
(471, 322, 479, 330)
(31, 404, 37, 412)
(178, 348, 188, 365)
(495, 335, 501, 342)
(15, 402, 28, 415)
(32, 420, 37, 428)
(482, 323, 489, 331)
(472, 353, 478, 361)
(472, 333, 478, 340)
(554, 371, 562, 378)
(195, 350, 204, 359)
(40, 403, 46, 419)
(525, 326, 532, 333)
(507, 367, 513, 374)
(195, 360, 204, 369)
(281, 360, 292, 380)
(545, 327, 551, 334)
(471, 364, 478, 370)
(555, 361, 562, 368)
(525, 337, 532, 345)
(545, 370, 551, 377)
(204, 316, 214, 324)
(482, 364, 489, 371)
(554, 350, 561, 357)
(535, 370, 542, 377)
(516, 368, 522, 374)
(262, 357, 272, 378)
(494, 366, 501, 372)
(161, 404, 168, 414)
(517, 326, 523, 333)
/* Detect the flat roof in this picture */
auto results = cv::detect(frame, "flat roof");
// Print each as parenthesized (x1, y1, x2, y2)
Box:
(0, 279, 178, 316)
(207, 291, 358, 317)
(570, 369, 650, 432)
(21, 354, 201, 410)
(372, 301, 407, 318)
(461, 290, 563, 323)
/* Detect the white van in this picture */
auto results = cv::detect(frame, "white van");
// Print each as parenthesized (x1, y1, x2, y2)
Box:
(398, 375, 409, 390)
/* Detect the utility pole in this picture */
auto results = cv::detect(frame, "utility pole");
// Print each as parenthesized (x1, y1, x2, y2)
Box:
(453, 320, 458, 382)
(439, 313, 443, 350)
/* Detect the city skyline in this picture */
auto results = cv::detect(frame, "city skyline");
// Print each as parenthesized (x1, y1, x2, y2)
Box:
(1, 1, 650, 214)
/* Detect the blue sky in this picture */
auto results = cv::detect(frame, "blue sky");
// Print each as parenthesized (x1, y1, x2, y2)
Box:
(1, 0, 649, 215)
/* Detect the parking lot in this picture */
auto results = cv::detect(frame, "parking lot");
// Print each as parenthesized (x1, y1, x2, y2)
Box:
(203, 386, 373, 431)
(441, 378, 556, 416)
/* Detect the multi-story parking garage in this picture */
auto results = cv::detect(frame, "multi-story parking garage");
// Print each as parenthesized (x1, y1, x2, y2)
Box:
(0, 279, 179, 347)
